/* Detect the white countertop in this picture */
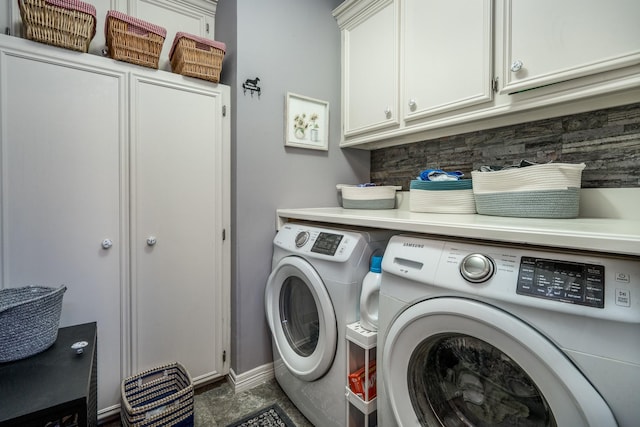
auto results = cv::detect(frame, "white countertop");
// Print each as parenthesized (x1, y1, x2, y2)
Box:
(277, 191, 640, 257)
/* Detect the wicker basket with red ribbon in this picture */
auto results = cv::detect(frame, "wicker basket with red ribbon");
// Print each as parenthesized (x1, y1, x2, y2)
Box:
(169, 32, 226, 83)
(105, 10, 166, 69)
(18, 0, 97, 52)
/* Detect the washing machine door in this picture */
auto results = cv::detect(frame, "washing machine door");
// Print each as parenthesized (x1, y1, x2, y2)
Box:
(382, 298, 616, 427)
(265, 256, 337, 382)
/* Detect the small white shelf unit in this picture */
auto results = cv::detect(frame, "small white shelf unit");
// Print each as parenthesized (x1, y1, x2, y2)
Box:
(346, 321, 378, 427)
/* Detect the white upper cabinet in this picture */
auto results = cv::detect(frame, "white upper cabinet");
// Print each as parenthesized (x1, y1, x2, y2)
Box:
(335, 0, 399, 137)
(402, 0, 493, 120)
(335, 0, 640, 149)
(501, 0, 640, 94)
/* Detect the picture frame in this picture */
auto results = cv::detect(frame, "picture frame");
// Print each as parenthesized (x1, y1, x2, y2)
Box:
(285, 92, 329, 151)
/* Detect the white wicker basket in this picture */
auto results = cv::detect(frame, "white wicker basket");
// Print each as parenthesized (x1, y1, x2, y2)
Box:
(337, 184, 402, 209)
(409, 180, 476, 214)
(471, 163, 586, 218)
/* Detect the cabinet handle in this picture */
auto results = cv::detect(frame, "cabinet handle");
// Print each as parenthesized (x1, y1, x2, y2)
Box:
(101, 239, 113, 249)
(384, 107, 392, 119)
(146, 236, 157, 246)
(71, 341, 88, 355)
(408, 99, 417, 111)
(510, 59, 524, 72)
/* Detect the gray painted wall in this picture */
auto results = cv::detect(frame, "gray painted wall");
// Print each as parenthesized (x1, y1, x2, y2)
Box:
(216, 0, 369, 375)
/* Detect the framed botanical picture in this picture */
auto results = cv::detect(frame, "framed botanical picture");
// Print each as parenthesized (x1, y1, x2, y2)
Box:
(285, 92, 329, 150)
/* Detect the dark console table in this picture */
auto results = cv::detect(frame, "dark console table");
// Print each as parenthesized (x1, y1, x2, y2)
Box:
(0, 322, 97, 427)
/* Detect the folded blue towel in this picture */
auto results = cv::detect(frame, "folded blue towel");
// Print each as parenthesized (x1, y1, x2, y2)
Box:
(418, 169, 464, 181)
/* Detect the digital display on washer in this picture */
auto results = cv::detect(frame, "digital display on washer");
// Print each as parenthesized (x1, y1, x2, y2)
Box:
(517, 257, 605, 308)
(311, 232, 343, 256)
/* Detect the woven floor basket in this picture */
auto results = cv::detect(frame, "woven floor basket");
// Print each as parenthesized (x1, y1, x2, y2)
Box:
(105, 12, 166, 69)
(0, 285, 67, 362)
(18, 0, 96, 53)
(121, 362, 194, 427)
(170, 34, 225, 83)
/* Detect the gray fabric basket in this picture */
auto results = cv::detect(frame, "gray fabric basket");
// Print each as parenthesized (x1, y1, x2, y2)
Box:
(0, 285, 67, 362)
(474, 188, 581, 218)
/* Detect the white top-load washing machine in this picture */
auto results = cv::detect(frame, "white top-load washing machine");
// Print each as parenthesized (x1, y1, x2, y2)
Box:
(265, 222, 395, 427)
(378, 235, 639, 427)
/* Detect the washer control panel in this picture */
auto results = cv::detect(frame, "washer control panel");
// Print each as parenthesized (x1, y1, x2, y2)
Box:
(517, 257, 605, 308)
(382, 234, 639, 323)
(275, 223, 367, 262)
(309, 232, 344, 256)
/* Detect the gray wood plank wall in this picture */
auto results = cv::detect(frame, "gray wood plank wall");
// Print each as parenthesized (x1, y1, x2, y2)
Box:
(371, 102, 640, 189)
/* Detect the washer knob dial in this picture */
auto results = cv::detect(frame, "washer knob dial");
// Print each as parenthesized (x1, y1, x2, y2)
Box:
(295, 231, 310, 248)
(460, 253, 495, 283)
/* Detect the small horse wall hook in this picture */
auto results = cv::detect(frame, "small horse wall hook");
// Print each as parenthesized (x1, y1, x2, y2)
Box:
(243, 77, 261, 98)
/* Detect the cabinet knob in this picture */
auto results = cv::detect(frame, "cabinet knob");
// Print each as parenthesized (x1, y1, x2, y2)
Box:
(147, 236, 157, 246)
(101, 239, 113, 249)
(408, 99, 417, 111)
(71, 341, 88, 355)
(384, 107, 392, 119)
(510, 59, 524, 72)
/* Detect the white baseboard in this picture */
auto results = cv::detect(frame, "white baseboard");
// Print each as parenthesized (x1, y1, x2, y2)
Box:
(228, 363, 275, 394)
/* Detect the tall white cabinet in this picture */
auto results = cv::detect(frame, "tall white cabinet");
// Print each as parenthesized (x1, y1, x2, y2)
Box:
(0, 34, 230, 419)
(130, 74, 230, 382)
(1, 40, 127, 414)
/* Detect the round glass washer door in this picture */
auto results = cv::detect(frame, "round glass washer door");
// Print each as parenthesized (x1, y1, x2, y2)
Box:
(265, 256, 337, 381)
(382, 297, 616, 427)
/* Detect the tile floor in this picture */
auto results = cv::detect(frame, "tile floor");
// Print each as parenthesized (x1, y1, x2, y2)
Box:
(101, 378, 314, 427)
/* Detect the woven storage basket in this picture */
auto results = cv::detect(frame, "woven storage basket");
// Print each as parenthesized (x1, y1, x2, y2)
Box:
(410, 179, 476, 213)
(18, 0, 97, 53)
(105, 11, 166, 69)
(0, 285, 67, 362)
(169, 32, 226, 83)
(121, 362, 194, 427)
(337, 184, 402, 209)
(471, 163, 586, 218)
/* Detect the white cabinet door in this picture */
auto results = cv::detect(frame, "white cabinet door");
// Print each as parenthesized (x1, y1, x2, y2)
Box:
(501, 0, 640, 94)
(402, 0, 493, 121)
(132, 0, 217, 71)
(337, 0, 399, 137)
(130, 74, 229, 383)
(0, 46, 126, 415)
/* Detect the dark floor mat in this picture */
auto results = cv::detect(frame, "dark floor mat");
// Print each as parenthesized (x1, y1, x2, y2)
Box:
(225, 403, 296, 427)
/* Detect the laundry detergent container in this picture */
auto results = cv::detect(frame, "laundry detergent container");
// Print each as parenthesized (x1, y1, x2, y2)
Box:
(471, 163, 586, 218)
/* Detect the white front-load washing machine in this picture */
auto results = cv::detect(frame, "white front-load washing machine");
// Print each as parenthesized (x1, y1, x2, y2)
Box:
(265, 222, 394, 427)
(378, 235, 639, 427)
